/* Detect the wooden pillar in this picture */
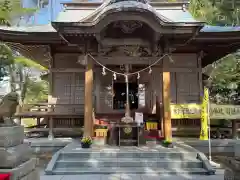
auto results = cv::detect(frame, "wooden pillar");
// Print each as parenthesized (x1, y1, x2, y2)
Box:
(37, 118, 40, 126)
(160, 103, 164, 137)
(48, 49, 54, 140)
(162, 72, 172, 141)
(84, 55, 94, 137)
(48, 117, 54, 140)
(48, 105, 54, 140)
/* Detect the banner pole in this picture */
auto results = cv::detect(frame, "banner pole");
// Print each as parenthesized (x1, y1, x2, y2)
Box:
(207, 88, 212, 161)
(200, 87, 209, 140)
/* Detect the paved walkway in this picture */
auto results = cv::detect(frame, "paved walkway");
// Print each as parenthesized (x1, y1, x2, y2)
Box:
(40, 174, 224, 180)
(40, 170, 225, 180)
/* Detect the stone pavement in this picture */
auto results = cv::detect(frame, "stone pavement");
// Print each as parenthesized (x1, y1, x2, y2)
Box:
(40, 169, 225, 180)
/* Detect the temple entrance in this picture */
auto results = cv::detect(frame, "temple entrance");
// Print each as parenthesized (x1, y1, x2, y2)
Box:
(113, 82, 138, 110)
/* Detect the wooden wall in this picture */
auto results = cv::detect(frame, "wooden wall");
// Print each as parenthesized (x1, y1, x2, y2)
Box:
(49, 53, 201, 115)
(49, 53, 92, 114)
(163, 53, 201, 104)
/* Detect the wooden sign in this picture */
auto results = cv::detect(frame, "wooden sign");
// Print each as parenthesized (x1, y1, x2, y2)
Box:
(210, 104, 240, 119)
(171, 104, 201, 119)
(171, 103, 240, 120)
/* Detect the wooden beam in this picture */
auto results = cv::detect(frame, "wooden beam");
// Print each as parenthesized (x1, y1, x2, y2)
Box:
(51, 68, 85, 73)
(162, 71, 172, 141)
(84, 55, 94, 137)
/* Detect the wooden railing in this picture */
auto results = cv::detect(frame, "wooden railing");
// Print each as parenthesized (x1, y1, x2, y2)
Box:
(15, 103, 84, 117)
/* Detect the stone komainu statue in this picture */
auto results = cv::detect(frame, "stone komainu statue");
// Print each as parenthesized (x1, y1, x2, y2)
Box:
(0, 92, 19, 125)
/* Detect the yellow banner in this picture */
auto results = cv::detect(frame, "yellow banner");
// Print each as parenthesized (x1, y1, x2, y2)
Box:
(200, 87, 209, 140)
(170, 104, 201, 119)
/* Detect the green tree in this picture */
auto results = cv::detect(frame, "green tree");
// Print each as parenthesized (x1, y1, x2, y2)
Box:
(189, 0, 240, 25)
(0, 0, 36, 81)
(24, 78, 48, 103)
(0, 43, 14, 81)
(0, 0, 36, 26)
(205, 54, 240, 104)
(189, 0, 240, 105)
(12, 56, 48, 103)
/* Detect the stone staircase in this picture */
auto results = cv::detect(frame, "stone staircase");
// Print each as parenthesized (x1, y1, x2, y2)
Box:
(45, 142, 215, 175)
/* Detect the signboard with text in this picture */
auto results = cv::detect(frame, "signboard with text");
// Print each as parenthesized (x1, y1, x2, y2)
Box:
(171, 104, 201, 119)
(171, 104, 240, 120)
(210, 104, 240, 119)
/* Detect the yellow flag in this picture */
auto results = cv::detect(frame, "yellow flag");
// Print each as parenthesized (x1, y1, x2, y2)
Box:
(200, 87, 209, 140)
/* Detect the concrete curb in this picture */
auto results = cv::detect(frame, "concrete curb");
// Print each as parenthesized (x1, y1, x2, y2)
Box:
(234, 141, 240, 157)
(175, 142, 216, 175)
(45, 150, 61, 175)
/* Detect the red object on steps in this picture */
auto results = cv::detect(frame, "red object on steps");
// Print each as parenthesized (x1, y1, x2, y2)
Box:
(0, 173, 11, 180)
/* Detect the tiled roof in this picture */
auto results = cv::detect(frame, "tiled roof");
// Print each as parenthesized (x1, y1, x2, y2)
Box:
(201, 25, 240, 32)
(155, 8, 198, 23)
(0, 0, 239, 33)
(0, 24, 56, 32)
(55, 1, 200, 24)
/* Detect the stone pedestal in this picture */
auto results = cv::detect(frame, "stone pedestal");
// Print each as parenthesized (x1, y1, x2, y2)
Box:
(93, 137, 106, 146)
(235, 142, 240, 157)
(115, 123, 146, 146)
(0, 126, 39, 180)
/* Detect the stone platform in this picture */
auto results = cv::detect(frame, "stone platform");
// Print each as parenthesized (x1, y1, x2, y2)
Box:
(24, 138, 240, 158)
(45, 141, 215, 176)
(180, 139, 240, 156)
(41, 171, 226, 180)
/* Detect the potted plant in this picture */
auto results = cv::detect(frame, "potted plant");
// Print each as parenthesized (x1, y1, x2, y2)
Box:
(81, 136, 92, 148)
(162, 139, 174, 148)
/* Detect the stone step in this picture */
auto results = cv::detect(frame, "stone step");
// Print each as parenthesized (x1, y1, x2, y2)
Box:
(55, 158, 203, 169)
(47, 167, 208, 175)
(59, 151, 196, 160)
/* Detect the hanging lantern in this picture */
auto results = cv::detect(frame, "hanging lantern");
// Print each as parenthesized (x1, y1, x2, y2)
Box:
(102, 67, 106, 76)
(113, 73, 117, 80)
(168, 54, 174, 63)
(137, 73, 140, 79)
(149, 67, 152, 74)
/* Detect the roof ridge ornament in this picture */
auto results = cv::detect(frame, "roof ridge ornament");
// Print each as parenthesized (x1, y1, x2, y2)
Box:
(78, 0, 149, 23)
(114, 21, 142, 34)
(109, 0, 148, 5)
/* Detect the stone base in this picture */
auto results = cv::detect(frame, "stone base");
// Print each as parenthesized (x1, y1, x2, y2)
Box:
(0, 144, 31, 168)
(20, 169, 40, 180)
(93, 137, 106, 146)
(146, 140, 157, 146)
(235, 142, 240, 157)
(0, 158, 38, 180)
(0, 126, 24, 147)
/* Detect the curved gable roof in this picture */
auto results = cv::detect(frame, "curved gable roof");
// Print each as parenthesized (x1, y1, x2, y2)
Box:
(54, 0, 203, 27)
(80, 0, 173, 23)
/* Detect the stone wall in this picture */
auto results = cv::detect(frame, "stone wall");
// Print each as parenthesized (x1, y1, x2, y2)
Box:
(184, 139, 238, 157)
